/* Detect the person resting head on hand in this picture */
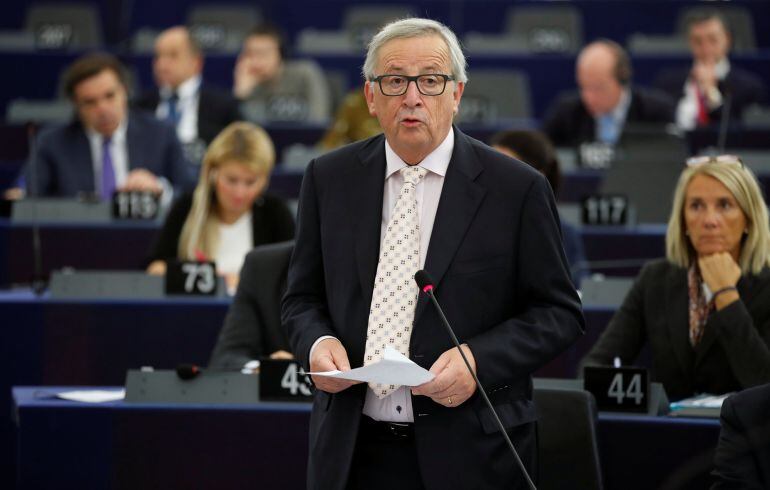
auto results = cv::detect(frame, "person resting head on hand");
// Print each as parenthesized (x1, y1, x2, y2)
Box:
(146, 122, 295, 292)
(581, 155, 770, 401)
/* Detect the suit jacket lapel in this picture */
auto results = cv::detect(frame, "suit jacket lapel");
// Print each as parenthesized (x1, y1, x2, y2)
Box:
(351, 137, 386, 307)
(125, 113, 141, 172)
(70, 123, 96, 193)
(414, 129, 486, 324)
(664, 265, 695, 377)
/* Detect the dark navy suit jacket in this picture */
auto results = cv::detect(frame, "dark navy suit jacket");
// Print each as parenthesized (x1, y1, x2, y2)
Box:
(27, 110, 191, 197)
(282, 127, 584, 490)
(134, 84, 242, 145)
(542, 87, 675, 147)
(654, 65, 767, 124)
(712, 383, 770, 489)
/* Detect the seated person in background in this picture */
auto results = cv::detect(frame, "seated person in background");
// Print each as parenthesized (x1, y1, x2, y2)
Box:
(146, 122, 295, 291)
(489, 129, 587, 286)
(712, 382, 770, 489)
(26, 53, 190, 199)
(543, 40, 674, 147)
(134, 26, 241, 146)
(209, 241, 294, 371)
(233, 23, 331, 123)
(580, 156, 770, 401)
(318, 89, 381, 150)
(654, 11, 766, 131)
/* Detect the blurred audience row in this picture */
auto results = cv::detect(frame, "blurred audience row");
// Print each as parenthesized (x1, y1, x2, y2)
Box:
(1, 2, 763, 56)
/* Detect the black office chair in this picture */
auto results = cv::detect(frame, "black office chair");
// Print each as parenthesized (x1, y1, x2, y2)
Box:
(534, 387, 604, 490)
(208, 240, 294, 369)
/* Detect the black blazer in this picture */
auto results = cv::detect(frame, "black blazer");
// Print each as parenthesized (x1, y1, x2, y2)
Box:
(282, 127, 584, 490)
(712, 383, 770, 489)
(28, 111, 192, 197)
(148, 192, 295, 263)
(134, 84, 242, 144)
(581, 259, 770, 401)
(654, 65, 767, 124)
(209, 241, 293, 369)
(542, 87, 675, 147)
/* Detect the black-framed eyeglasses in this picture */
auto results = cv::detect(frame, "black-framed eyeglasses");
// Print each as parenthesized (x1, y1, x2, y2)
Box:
(370, 74, 455, 96)
(686, 154, 744, 168)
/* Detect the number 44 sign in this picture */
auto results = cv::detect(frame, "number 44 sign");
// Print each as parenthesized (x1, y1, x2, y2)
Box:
(584, 366, 649, 413)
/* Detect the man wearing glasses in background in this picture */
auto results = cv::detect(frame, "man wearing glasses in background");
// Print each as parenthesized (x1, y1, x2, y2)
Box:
(283, 18, 583, 490)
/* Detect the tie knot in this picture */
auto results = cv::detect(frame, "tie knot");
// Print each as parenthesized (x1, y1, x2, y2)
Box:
(102, 136, 111, 148)
(400, 165, 428, 186)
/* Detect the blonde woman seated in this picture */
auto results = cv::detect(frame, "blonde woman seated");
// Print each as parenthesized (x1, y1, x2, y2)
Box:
(581, 156, 770, 401)
(147, 122, 295, 291)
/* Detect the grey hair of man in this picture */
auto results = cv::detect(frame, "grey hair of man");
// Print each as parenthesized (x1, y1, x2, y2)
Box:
(362, 18, 468, 86)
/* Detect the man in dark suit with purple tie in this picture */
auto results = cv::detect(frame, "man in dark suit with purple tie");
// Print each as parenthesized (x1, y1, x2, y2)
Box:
(282, 18, 583, 490)
(27, 53, 190, 198)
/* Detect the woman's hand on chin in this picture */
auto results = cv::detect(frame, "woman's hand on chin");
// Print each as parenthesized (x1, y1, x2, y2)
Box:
(699, 252, 741, 291)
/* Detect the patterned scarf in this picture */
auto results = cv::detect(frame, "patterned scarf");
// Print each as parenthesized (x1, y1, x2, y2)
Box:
(687, 264, 713, 346)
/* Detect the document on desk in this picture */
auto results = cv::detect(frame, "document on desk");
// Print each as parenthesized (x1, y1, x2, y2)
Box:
(310, 346, 434, 386)
(56, 389, 126, 403)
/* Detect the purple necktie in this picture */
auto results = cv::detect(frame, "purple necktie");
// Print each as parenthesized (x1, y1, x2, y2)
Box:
(101, 136, 116, 200)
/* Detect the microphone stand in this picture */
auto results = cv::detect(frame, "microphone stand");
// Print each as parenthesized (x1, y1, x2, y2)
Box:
(418, 276, 537, 490)
(716, 90, 732, 153)
(26, 123, 45, 295)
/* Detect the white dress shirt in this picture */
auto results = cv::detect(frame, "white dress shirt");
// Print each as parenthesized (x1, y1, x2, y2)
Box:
(156, 75, 201, 144)
(87, 117, 173, 205)
(215, 211, 253, 276)
(86, 119, 128, 195)
(676, 58, 729, 131)
(310, 129, 454, 423)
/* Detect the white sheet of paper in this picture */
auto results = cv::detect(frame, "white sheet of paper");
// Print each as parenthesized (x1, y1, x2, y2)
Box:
(310, 346, 434, 386)
(56, 389, 126, 403)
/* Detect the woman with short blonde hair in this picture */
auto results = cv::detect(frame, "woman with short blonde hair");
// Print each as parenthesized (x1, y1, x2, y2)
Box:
(582, 156, 770, 401)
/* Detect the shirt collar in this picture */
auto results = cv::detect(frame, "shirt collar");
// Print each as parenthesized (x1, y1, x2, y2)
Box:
(610, 88, 631, 122)
(85, 116, 127, 144)
(384, 128, 454, 179)
(714, 58, 730, 80)
(160, 74, 201, 99)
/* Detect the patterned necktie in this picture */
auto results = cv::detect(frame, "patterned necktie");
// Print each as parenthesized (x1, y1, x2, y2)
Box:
(101, 136, 116, 200)
(364, 165, 427, 398)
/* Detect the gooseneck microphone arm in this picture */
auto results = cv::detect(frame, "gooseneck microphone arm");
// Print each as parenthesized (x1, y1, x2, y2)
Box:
(414, 270, 537, 490)
(27, 123, 45, 295)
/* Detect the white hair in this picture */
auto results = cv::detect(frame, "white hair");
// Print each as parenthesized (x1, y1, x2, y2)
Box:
(362, 18, 468, 84)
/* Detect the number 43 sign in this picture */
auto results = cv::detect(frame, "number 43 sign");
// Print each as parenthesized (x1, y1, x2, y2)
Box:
(260, 359, 313, 402)
(584, 366, 649, 413)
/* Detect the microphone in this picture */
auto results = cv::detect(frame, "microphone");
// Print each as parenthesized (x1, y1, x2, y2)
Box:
(716, 85, 732, 153)
(414, 270, 537, 490)
(26, 122, 45, 295)
(176, 363, 202, 380)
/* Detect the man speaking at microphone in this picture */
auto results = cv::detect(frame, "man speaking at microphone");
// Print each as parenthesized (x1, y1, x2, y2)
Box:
(282, 18, 584, 490)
